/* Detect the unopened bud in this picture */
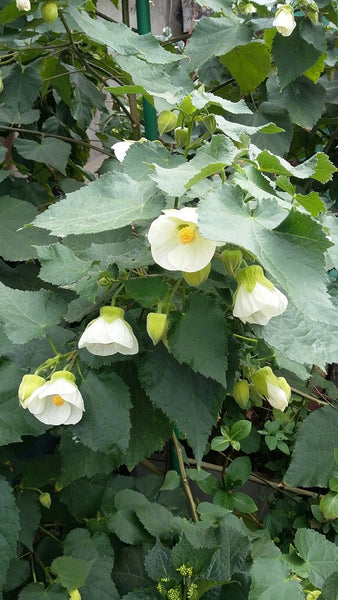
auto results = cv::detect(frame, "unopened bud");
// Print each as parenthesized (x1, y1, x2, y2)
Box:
(146, 313, 168, 345)
(221, 249, 243, 278)
(41, 2, 59, 23)
(18, 374, 45, 408)
(157, 110, 178, 135)
(307, 9, 318, 24)
(69, 591, 81, 600)
(305, 592, 321, 600)
(233, 380, 250, 409)
(203, 114, 216, 134)
(0, 74, 3, 94)
(175, 127, 189, 148)
(183, 263, 211, 287)
(39, 492, 51, 509)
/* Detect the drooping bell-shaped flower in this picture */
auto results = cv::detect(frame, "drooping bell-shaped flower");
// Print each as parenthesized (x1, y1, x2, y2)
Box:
(78, 306, 139, 356)
(273, 4, 296, 36)
(252, 366, 291, 411)
(16, 0, 31, 10)
(233, 265, 288, 325)
(148, 207, 218, 273)
(26, 371, 85, 425)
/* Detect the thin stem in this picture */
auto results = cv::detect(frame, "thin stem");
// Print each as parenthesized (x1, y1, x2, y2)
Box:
(46, 334, 59, 357)
(233, 334, 258, 343)
(30, 555, 37, 584)
(38, 526, 61, 544)
(291, 386, 333, 407)
(0, 125, 113, 157)
(171, 431, 199, 522)
(141, 458, 163, 476)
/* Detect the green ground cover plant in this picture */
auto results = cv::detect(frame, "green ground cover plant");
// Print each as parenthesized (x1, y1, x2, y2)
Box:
(0, 0, 337, 598)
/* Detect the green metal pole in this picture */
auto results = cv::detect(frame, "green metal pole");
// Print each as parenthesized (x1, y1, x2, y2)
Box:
(135, 0, 158, 141)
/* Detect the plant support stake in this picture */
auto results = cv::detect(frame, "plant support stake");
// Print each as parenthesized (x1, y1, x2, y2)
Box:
(135, 0, 158, 140)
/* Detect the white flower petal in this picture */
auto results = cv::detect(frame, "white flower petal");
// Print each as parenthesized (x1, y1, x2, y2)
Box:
(273, 9, 296, 36)
(233, 282, 288, 325)
(79, 316, 138, 356)
(111, 141, 133, 162)
(27, 376, 84, 425)
(266, 382, 289, 411)
(34, 400, 72, 425)
(167, 233, 216, 272)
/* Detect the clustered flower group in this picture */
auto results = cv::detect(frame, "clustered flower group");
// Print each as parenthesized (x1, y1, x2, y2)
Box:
(20, 205, 290, 426)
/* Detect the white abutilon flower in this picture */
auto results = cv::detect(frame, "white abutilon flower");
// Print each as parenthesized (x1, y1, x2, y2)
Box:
(233, 265, 288, 325)
(16, 0, 31, 10)
(25, 371, 84, 426)
(252, 367, 291, 412)
(111, 140, 134, 162)
(273, 4, 296, 36)
(78, 306, 139, 356)
(148, 207, 218, 273)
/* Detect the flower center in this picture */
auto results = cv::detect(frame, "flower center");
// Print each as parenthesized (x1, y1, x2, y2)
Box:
(52, 394, 65, 407)
(178, 225, 196, 245)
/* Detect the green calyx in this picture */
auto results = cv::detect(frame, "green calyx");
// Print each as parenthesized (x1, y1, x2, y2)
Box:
(251, 366, 274, 397)
(235, 265, 275, 293)
(233, 380, 250, 409)
(100, 306, 124, 323)
(18, 374, 45, 405)
(183, 263, 211, 287)
(50, 371, 76, 385)
(157, 110, 178, 135)
(276, 376, 291, 402)
(276, 3, 294, 16)
(222, 249, 243, 278)
(147, 313, 168, 345)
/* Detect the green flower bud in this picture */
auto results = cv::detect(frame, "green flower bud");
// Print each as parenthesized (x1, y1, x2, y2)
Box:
(157, 110, 178, 135)
(233, 380, 250, 409)
(41, 2, 58, 23)
(18, 374, 46, 408)
(146, 313, 168, 345)
(175, 127, 189, 148)
(305, 591, 321, 600)
(50, 370, 76, 385)
(183, 263, 211, 287)
(308, 9, 318, 24)
(69, 591, 81, 600)
(221, 249, 243, 278)
(203, 114, 216, 134)
(39, 492, 51, 509)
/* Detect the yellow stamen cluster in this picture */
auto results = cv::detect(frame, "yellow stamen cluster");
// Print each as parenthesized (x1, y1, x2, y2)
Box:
(52, 394, 65, 407)
(178, 225, 196, 245)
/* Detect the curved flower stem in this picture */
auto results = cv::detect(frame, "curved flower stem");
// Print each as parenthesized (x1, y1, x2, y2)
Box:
(171, 431, 199, 522)
(46, 334, 59, 356)
(233, 334, 258, 343)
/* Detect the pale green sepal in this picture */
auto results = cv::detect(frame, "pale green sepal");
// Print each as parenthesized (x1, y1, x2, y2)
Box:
(233, 380, 250, 409)
(39, 492, 52, 509)
(18, 374, 45, 407)
(235, 265, 275, 293)
(275, 4, 294, 17)
(183, 263, 211, 287)
(69, 591, 81, 600)
(251, 366, 274, 397)
(158, 110, 178, 135)
(50, 371, 76, 384)
(277, 376, 291, 402)
(222, 249, 243, 278)
(100, 306, 124, 322)
(147, 313, 168, 345)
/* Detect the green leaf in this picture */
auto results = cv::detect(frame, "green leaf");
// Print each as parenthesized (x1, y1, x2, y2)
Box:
(249, 557, 303, 599)
(294, 192, 326, 217)
(227, 457, 252, 486)
(0, 476, 20, 598)
(112, 546, 153, 596)
(63, 529, 119, 600)
(221, 43, 271, 94)
(160, 471, 181, 491)
(144, 539, 174, 581)
(184, 14, 252, 70)
(272, 26, 321, 89)
(33, 172, 164, 237)
(285, 406, 338, 488)
(281, 77, 326, 129)
(76, 371, 131, 455)
(321, 572, 338, 600)
(18, 583, 68, 600)
(14, 138, 71, 174)
(198, 188, 333, 323)
(51, 557, 94, 592)
(231, 492, 258, 514)
(60, 476, 109, 522)
(295, 528, 338, 589)
(84, 238, 153, 271)
(207, 514, 251, 581)
(139, 346, 224, 465)
(36, 243, 93, 286)
(0, 63, 41, 122)
(16, 491, 41, 550)
(125, 391, 172, 471)
(168, 291, 228, 387)
(0, 197, 57, 261)
(319, 492, 338, 521)
(4, 558, 30, 595)
(230, 420, 251, 442)
(0, 283, 67, 344)
(56, 434, 117, 489)
(188, 89, 252, 115)
(125, 278, 170, 308)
